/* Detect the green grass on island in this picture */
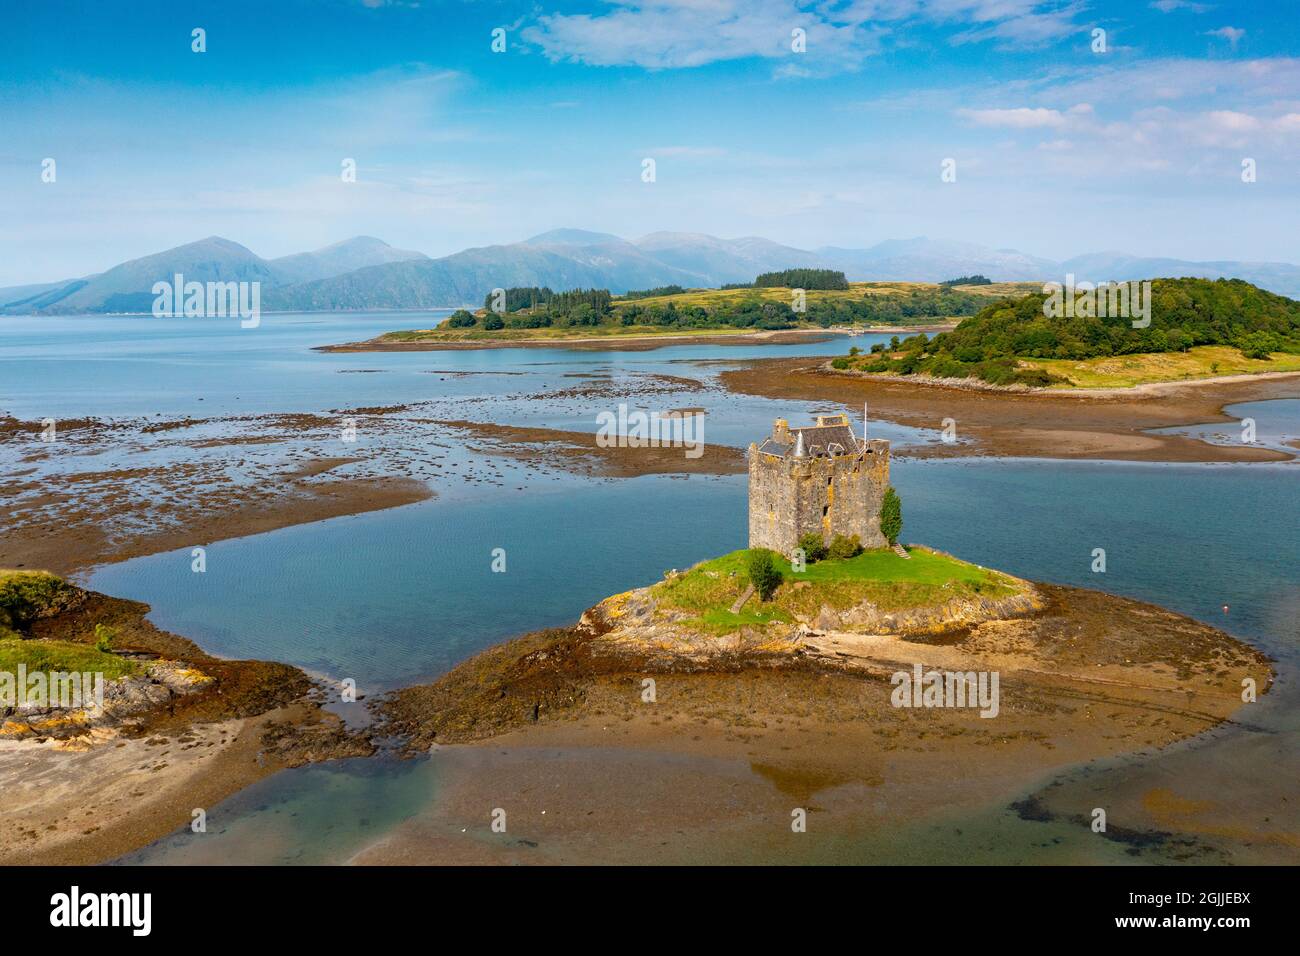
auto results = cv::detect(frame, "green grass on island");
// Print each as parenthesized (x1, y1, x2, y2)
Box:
(0, 638, 141, 680)
(1023, 346, 1300, 388)
(831, 277, 1300, 388)
(0, 569, 140, 677)
(654, 546, 1023, 635)
(372, 276, 1042, 345)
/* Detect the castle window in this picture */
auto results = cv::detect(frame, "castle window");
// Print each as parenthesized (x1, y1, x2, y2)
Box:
(827, 476, 832, 486)
(822, 505, 829, 517)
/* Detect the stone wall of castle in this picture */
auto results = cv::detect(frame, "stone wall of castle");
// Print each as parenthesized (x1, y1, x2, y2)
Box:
(748, 439, 890, 555)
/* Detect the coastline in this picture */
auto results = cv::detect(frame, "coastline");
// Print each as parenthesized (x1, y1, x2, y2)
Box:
(0, 586, 372, 866)
(358, 581, 1273, 864)
(318, 322, 959, 353)
(719, 358, 1298, 462)
(3, 348, 1293, 865)
(822, 362, 1300, 398)
(317, 327, 847, 353)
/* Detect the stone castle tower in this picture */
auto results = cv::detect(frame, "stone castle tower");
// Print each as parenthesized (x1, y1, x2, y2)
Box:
(748, 413, 890, 555)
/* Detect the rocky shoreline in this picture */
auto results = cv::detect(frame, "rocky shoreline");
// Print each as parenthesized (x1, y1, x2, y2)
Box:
(0, 545, 1275, 865)
(376, 569, 1271, 752)
(317, 327, 845, 353)
(720, 357, 1298, 462)
(354, 569, 1274, 865)
(0, 580, 373, 865)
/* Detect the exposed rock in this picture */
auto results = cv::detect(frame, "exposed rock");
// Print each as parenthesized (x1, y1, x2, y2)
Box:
(1, 660, 216, 740)
(815, 606, 843, 631)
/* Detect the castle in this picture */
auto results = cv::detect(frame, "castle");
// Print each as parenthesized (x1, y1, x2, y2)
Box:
(748, 413, 890, 555)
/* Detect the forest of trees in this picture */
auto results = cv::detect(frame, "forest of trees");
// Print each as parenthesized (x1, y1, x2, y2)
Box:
(939, 274, 992, 286)
(833, 278, 1300, 386)
(448, 282, 989, 333)
(621, 285, 687, 299)
(469, 287, 615, 328)
(754, 268, 849, 290)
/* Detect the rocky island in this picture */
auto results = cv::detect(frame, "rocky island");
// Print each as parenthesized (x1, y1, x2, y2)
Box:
(361, 415, 1271, 864)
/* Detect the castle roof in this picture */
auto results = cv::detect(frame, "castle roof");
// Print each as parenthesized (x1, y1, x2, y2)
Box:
(758, 422, 862, 459)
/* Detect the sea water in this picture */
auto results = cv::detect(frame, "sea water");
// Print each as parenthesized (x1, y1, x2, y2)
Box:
(3, 313, 1295, 865)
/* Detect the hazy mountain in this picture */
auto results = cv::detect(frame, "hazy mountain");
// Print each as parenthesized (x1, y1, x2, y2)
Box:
(0, 237, 279, 314)
(1060, 252, 1300, 298)
(520, 229, 626, 246)
(0, 279, 81, 311)
(632, 232, 816, 284)
(816, 238, 1057, 283)
(262, 240, 710, 311)
(6, 230, 1299, 314)
(0, 235, 431, 313)
(268, 236, 426, 285)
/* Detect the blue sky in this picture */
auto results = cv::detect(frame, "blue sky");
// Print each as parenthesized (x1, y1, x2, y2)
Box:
(1, 0, 1297, 285)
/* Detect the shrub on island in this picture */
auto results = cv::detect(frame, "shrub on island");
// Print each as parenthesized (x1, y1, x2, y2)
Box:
(880, 487, 903, 546)
(827, 534, 862, 560)
(747, 549, 783, 600)
(798, 533, 828, 562)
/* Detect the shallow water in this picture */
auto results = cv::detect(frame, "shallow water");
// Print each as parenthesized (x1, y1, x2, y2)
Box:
(4, 313, 1296, 865)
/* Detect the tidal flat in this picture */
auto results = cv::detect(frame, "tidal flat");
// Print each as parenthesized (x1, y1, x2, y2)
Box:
(1, 312, 1296, 865)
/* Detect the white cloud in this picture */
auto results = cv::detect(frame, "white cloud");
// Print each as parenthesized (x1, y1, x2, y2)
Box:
(523, 1, 880, 71)
(945, 0, 1089, 49)
(1006, 58, 1300, 108)
(958, 104, 1092, 128)
(522, 0, 1089, 71)
(1205, 26, 1245, 48)
(1150, 0, 1211, 12)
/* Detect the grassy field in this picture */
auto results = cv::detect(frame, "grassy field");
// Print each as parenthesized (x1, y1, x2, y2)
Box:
(613, 280, 1037, 311)
(0, 638, 141, 679)
(379, 323, 790, 344)
(374, 281, 1042, 344)
(1023, 345, 1300, 388)
(654, 546, 1022, 635)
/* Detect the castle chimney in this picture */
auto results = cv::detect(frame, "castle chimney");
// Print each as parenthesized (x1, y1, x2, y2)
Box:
(773, 418, 790, 445)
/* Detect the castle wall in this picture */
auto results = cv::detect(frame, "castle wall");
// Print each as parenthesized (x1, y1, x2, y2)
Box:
(748, 439, 890, 555)
(748, 443, 799, 554)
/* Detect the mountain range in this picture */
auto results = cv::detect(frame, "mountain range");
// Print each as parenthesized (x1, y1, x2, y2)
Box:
(5, 230, 1299, 314)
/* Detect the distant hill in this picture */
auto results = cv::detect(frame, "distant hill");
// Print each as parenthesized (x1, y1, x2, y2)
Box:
(835, 277, 1300, 387)
(816, 238, 1058, 284)
(0, 237, 279, 314)
(267, 236, 426, 285)
(0, 236, 427, 314)
(261, 241, 710, 311)
(631, 232, 814, 284)
(1060, 252, 1300, 298)
(6, 230, 1300, 314)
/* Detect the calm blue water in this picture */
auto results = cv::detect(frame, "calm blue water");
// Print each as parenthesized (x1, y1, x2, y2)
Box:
(84, 457, 1299, 691)
(0, 312, 861, 420)
(1154, 398, 1300, 454)
(3, 313, 1296, 864)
